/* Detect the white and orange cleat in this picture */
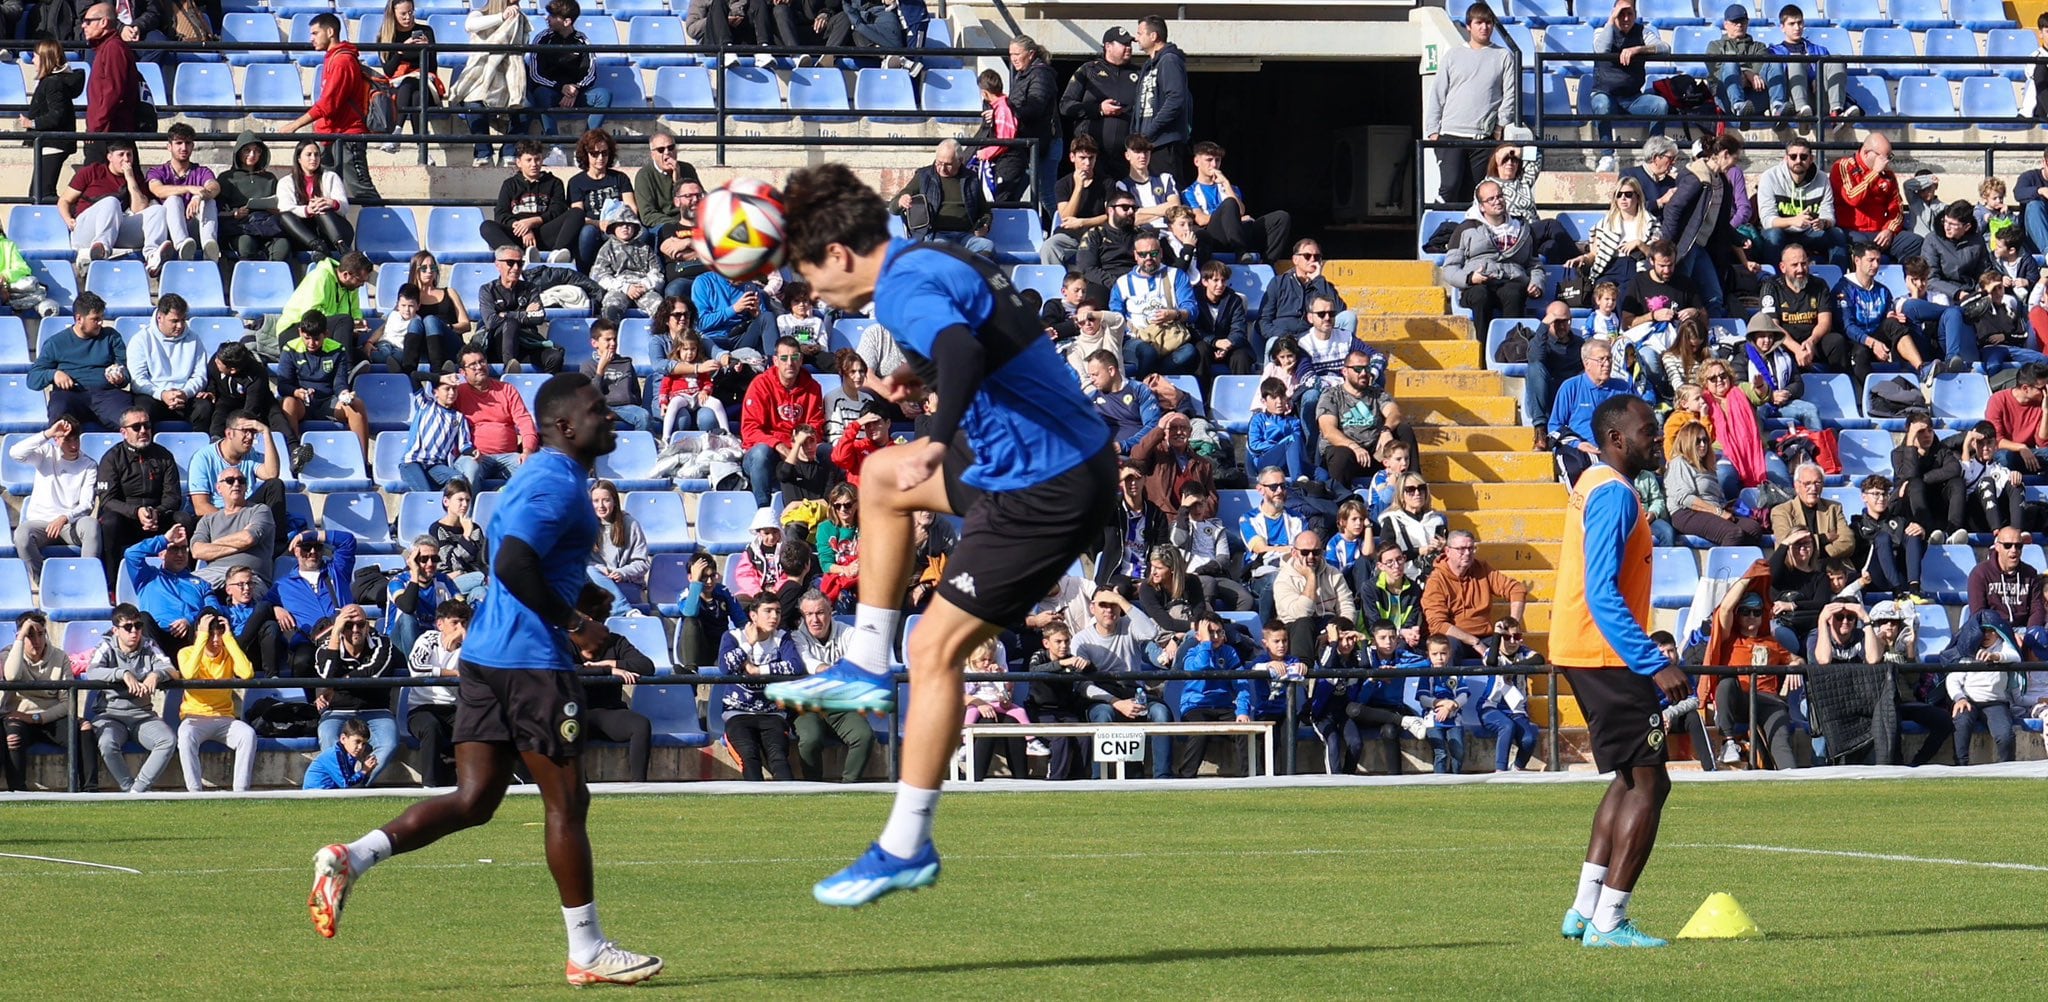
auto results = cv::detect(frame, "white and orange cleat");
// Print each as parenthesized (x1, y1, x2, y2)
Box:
(565, 943, 665, 987)
(307, 844, 354, 939)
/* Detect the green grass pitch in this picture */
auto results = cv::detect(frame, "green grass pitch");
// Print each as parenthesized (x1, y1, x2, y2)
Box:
(5, 779, 2048, 998)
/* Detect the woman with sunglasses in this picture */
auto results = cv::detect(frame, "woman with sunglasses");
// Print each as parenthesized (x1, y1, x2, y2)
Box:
(1375, 472, 1447, 583)
(1569, 176, 1662, 292)
(1663, 422, 1764, 546)
(1695, 357, 1786, 493)
(401, 250, 470, 373)
(816, 483, 862, 613)
(1701, 578, 1800, 771)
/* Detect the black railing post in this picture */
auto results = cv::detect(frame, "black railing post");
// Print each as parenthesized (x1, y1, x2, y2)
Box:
(1280, 676, 1298, 776)
(1546, 664, 1560, 770)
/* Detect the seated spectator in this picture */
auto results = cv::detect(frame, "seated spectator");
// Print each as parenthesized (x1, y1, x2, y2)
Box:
(402, 598, 468, 786)
(201, 343, 283, 441)
(1418, 635, 1467, 774)
(1354, 539, 1427, 636)
(10, 417, 99, 582)
(1189, 260, 1253, 377)
(1990, 362, 2048, 471)
(146, 123, 220, 263)
(191, 467, 275, 593)
(1316, 347, 1393, 491)
(692, 267, 775, 356)
(776, 282, 828, 368)
(1309, 622, 1429, 775)
(1260, 239, 1350, 347)
(564, 129, 635, 272)
(1476, 616, 1542, 771)
(790, 588, 878, 783)
(817, 349, 872, 442)
(1903, 171, 1945, 240)
(1097, 467, 1166, 586)
(85, 603, 177, 793)
(1526, 302, 1583, 452)
(59, 139, 158, 273)
(1620, 241, 1708, 352)
(739, 339, 825, 508)
(1755, 139, 1844, 267)
(30, 292, 133, 431)
(313, 604, 399, 785)
(1852, 473, 1927, 597)
(1767, 5, 1854, 117)
(1957, 268, 2039, 376)
(220, 565, 284, 678)
(1421, 530, 1528, 664)
(1891, 412, 1966, 544)
(482, 142, 578, 264)
(126, 526, 210, 658)
(217, 133, 293, 265)
(1969, 525, 2047, 626)
(1131, 411, 1214, 515)
(592, 208, 664, 327)
(730, 511, 785, 600)
(1044, 137, 1115, 266)
(1377, 473, 1448, 583)
(94, 408, 183, 589)
(1167, 487, 1249, 613)
(303, 717, 376, 790)
(890, 140, 994, 257)
(1075, 588, 1172, 779)
(429, 480, 487, 601)
(453, 348, 539, 489)
(275, 139, 356, 258)
(1549, 340, 1639, 484)
(677, 552, 742, 668)
(1834, 244, 1932, 384)
(1957, 420, 2025, 533)
(400, 373, 483, 493)
(1173, 613, 1249, 777)
(716, 593, 802, 782)
(275, 251, 374, 365)
(569, 585, 654, 784)
(960, 638, 1029, 780)
(1926, 200, 1991, 302)
(270, 529, 358, 677)
(1772, 462, 1853, 559)
(1083, 349, 1161, 453)
(585, 480, 649, 617)
(1247, 377, 1309, 482)
(1980, 179, 2021, 246)
(1705, 583, 1801, 769)
(1768, 528, 1832, 645)
(1568, 177, 1662, 295)
(1706, 5, 1768, 119)
(383, 536, 459, 658)
(188, 411, 287, 533)
(1665, 422, 1765, 545)
(1441, 180, 1541, 340)
(525, 0, 611, 163)
(1585, 0, 1670, 174)
(1736, 314, 1819, 430)
(129, 295, 210, 429)
(1698, 357, 1786, 491)
(1295, 295, 1383, 421)
(1111, 233, 1199, 376)
(1830, 133, 1923, 265)
(1076, 193, 1142, 296)
(1184, 140, 1291, 264)
(2, 611, 86, 792)
(174, 610, 257, 792)
(831, 402, 890, 486)
(685, 0, 788, 69)
(1758, 243, 1849, 373)
(1619, 137, 1682, 215)
(278, 311, 373, 467)
(1943, 610, 2022, 765)
(1274, 529, 1353, 663)
(1022, 621, 1093, 780)
(656, 331, 730, 437)
(814, 482, 860, 610)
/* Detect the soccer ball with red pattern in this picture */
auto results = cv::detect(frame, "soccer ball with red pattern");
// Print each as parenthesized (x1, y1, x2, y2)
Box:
(693, 179, 787, 282)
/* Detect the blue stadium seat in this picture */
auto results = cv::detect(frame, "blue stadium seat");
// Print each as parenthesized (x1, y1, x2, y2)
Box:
(355, 207, 423, 263)
(241, 63, 306, 119)
(1667, 25, 1714, 77)
(617, 317, 655, 369)
(0, 435, 34, 495)
(1872, 263, 1906, 297)
(284, 492, 316, 539)
(155, 431, 212, 472)
(395, 490, 447, 543)
(296, 431, 374, 492)
(1652, 547, 1700, 608)
(723, 66, 787, 123)
(448, 263, 496, 315)
(0, 64, 22, 108)
(1844, 73, 1893, 115)
(1921, 544, 1977, 603)
(1923, 28, 1981, 79)
(1890, 0, 1954, 29)
(576, 14, 626, 63)
(1216, 488, 1257, 530)
(632, 683, 712, 747)
(1638, 0, 1703, 25)
(501, 372, 546, 417)
(1838, 428, 1895, 477)
(1915, 603, 1954, 658)
(623, 492, 691, 553)
(1988, 27, 2037, 79)
(1930, 372, 1990, 425)
(190, 317, 245, 358)
(1210, 375, 1258, 435)
(650, 65, 716, 122)
(788, 67, 854, 123)
(157, 262, 230, 316)
(855, 67, 918, 118)
(646, 553, 694, 616)
(427, 13, 470, 73)
(694, 490, 761, 554)
(1538, 70, 1573, 120)
(1803, 373, 1866, 427)
(373, 261, 410, 313)
(1824, 0, 1887, 28)
(9, 206, 72, 259)
(425, 207, 493, 263)
(1555, 211, 1603, 243)
(1961, 76, 2025, 128)
(60, 619, 111, 658)
(229, 260, 295, 316)
(371, 431, 406, 492)
(322, 492, 397, 554)
(607, 616, 672, 668)
(1954, 0, 2019, 29)
(1418, 209, 1464, 261)
(1542, 23, 1595, 73)
(1230, 264, 1272, 311)
(919, 67, 982, 120)
(1857, 29, 1917, 78)
(1507, 0, 1572, 26)
(1704, 545, 1764, 581)
(38, 557, 105, 620)
(86, 261, 153, 316)
(593, 64, 648, 110)
(627, 16, 693, 67)
(0, 318, 28, 373)
(221, 12, 289, 65)
(353, 11, 384, 44)
(1010, 264, 1065, 302)
(1821, 485, 1864, 518)
(988, 208, 1043, 265)
(1806, 23, 1854, 53)
(594, 430, 666, 491)
(1485, 319, 1530, 378)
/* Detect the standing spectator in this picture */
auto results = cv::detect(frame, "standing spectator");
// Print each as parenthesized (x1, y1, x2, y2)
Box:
(384, 536, 459, 657)
(1240, 468, 1308, 621)
(1062, 27, 1141, 162)
(1661, 133, 1747, 317)
(1421, 530, 1528, 664)
(400, 373, 483, 492)
(739, 338, 825, 509)
(483, 142, 579, 264)
(1441, 180, 1541, 339)
(1968, 526, 2047, 627)
(145, 124, 221, 263)
(30, 292, 133, 430)
(129, 295, 210, 428)
(1098, 466, 1166, 585)
(1620, 136, 1683, 213)
(1767, 4, 1855, 119)
(9, 417, 99, 581)
(1830, 132, 1922, 264)
(2, 612, 82, 792)
(453, 347, 539, 488)
(217, 132, 293, 265)
(1423, 2, 1517, 207)
(1004, 34, 1060, 218)
(586, 480, 650, 616)
(1185, 142, 1291, 265)
(85, 604, 176, 793)
(567, 586, 654, 783)
(790, 588, 878, 783)
(890, 140, 994, 256)
(81, 2, 141, 160)
(59, 140, 157, 274)
(21, 40, 83, 205)
(190, 467, 275, 592)
(313, 604, 400, 785)
(1755, 139, 1843, 266)
(1706, 4, 1769, 119)
(282, 13, 379, 205)
(1585, 0, 1669, 175)
(404, 598, 469, 787)
(473, 248, 563, 372)
(94, 405, 182, 589)
(1548, 340, 1639, 485)
(1132, 15, 1192, 184)
(717, 593, 803, 782)
(275, 139, 356, 259)
(174, 610, 257, 792)
(376, 0, 444, 152)
(450, 0, 531, 167)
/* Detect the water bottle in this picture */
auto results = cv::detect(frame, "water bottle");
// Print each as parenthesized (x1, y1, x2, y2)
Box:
(1132, 682, 1149, 712)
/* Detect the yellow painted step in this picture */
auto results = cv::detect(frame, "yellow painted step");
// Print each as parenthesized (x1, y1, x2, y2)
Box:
(1392, 368, 1504, 396)
(1383, 339, 1482, 370)
(1446, 509, 1566, 542)
(1477, 541, 1560, 571)
(1407, 396, 1519, 426)
(1421, 450, 1550, 481)
(1431, 483, 1568, 509)
(1326, 260, 1438, 286)
(1351, 286, 1448, 316)
(1416, 424, 1535, 451)
(1353, 315, 1470, 341)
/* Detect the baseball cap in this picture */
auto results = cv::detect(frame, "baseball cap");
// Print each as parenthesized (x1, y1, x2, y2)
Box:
(1738, 591, 1765, 610)
(1869, 600, 1905, 623)
(1103, 26, 1134, 45)
(1723, 4, 1749, 22)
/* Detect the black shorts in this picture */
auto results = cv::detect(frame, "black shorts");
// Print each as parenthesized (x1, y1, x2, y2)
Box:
(1567, 668, 1667, 773)
(936, 443, 1117, 626)
(452, 659, 587, 759)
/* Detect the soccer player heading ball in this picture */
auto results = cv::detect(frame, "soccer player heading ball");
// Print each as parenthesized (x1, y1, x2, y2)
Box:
(763, 164, 1116, 906)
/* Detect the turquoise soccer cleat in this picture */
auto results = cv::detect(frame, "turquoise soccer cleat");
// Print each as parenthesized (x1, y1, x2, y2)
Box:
(812, 841, 941, 908)
(766, 660, 897, 714)
(1581, 919, 1669, 948)
(1560, 908, 1588, 940)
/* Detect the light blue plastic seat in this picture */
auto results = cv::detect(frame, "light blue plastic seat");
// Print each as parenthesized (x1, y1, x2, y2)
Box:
(855, 67, 917, 119)
(9, 206, 72, 259)
(650, 65, 715, 122)
(694, 490, 761, 554)
(425, 207, 493, 263)
(157, 262, 230, 316)
(229, 260, 296, 316)
(1960, 75, 2024, 129)
(355, 207, 423, 263)
(624, 492, 691, 552)
(593, 431, 666, 491)
(723, 66, 787, 123)
(297, 431, 374, 492)
(919, 67, 982, 120)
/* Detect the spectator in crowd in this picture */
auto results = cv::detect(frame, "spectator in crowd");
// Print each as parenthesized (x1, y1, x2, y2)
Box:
(1943, 610, 2022, 765)
(10, 417, 99, 581)
(891, 139, 994, 256)
(1926, 200, 1991, 301)
(656, 329, 729, 437)
(1442, 180, 1541, 340)
(1316, 346, 1393, 491)
(2, 612, 80, 792)
(94, 405, 182, 589)
(1098, 465, 1164, 589)
(190, 466, 275, 594)
(634, 130, 700, 239)
(1620, 136, 1683, 212)
(1768, 4, 1854, 118)
(1706, 4, 1769, 120)
(1831, 133, 1923, 264)
(1418, 635, 1469, 773)
(1044, 136, 1115, 267)
(188, 411, 286, 535)
(275, 251, 373, 363)
(1168, 487, 1248, 612)
(959, 638, 1030, 780)
(1755, 138, 1843, 266)
(576, 321, 646, 434)
(1548, 340, 1638, 485)
(790, 588, 878, 783)
(1891, 411, 1966, 544)
(126, 526, 210, 658)
(217, 132, 293, 265)
(1424, 2, 1517, 208)
(1084, 348, 1159, 453)
(592, 208, 664, 328)
(1969, 526, 2047, 627)
(270, 528, 358, 677)
(1989, 362, 2048, 471)
(277, 310, 373, 465)
(524, 0, 610, 163)
(1062, 28, 1141, 163)
(281, 13, 378, 205)
(820, 349, 873, 441)
(145, 124, 220, 263)
(482, 142, 578, 263)
(1020, 620, 1092, 779)
(81, 3, 141, 157)
(676, 551, 742, 668)
(221, 564, 284, 678)
(586, 480, 650, 617)
(1124, 409, 1210, 521)
(1758, 242, 1849, 372)
(313, 603, 399, 785)
(430, 479, 487, 599)
(451, 0, 532, 166)
(1132, 15, 1192, 183)
(476, 250, 567, 373)
(1621, 240, 1707, 336)
(730, 510, 784, 600)
(692, 265, 775, 354)
(565, 128, 636, 272)
(1476, 616, 1541, 771)
(717, 593, 802, 782)
(1003, 34, 1060, 216)
(1768, 527, 1832, 645)
(1076, 192, 1141, 295)
(1525, 302, 1582, 453)
(1706, 583, 1801, 769)
(567, 585, 654, 784)
(454, 347, 539, 488)
(1585, 0, 1669, 174)
(1111, 233, 1198, 375)
(1377, 472, 1448, 585)
(1851, 473, 1926, 598)
(384, 536, 458, 657)
(1959, 421, 2025, 534)
(86, 604, 176, 793)
(739, 338, 824, 508)
(22, 40, 83, 206)
(1698, 356, 1785, 491)
(1834, 242, 1930, 385)
(31, 293, 132, 431)
(2018, 147, 2048, 255)
(1075, 587, 1173, 779)
(1262, 239, 1349, 347)
(1239, 467, 1308, 621)
(1274, 529, 1354, 661)
(1664, 422, 1765, 545)
(687, 0, 782, 67)
(376, 0, 443, 152)
(404, 597, 468, 787)
(1662, 133, 1747, 317)
(1737, 314, 1820, 429)
(1190, 260, 1253, 376)
(400, 373, 482, 493)
(1247, 376, 1309, 481)
(1568, 176, 1662, 294)
(1422, 530, 1528, 664)
(128, 295, 209, 429)
(1168, 614, 1250, 777)
(174, 609, 257, 792)
(302, 717, 375, 790)
(1118, 135, 1180, 234)
(60, 138, 156, 268)
(777, 423, 834, 502)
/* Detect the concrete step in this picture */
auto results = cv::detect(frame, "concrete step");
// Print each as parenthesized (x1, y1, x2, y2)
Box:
(1431, 482, 1569, 510)
(1421, 449, 1550, 482)
(1353, 315, 1471, 341)
(1391, 368, 1504, 396)
(1477, 541, 1560, 571)
(1415, 424, 1535, 451)
(1326, 260, 1438, 286)
(1347, 285, 1448, 316)
(1444, 509, 1565, 542)
(1406, 396, 1520, 427)
(1384, 339, 1482, 371)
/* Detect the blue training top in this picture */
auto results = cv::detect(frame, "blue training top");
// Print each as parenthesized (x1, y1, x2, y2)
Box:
(873, 239, 1108, 492)
(465, 448, 598, 671)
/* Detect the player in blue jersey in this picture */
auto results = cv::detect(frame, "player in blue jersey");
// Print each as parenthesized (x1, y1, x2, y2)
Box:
(305, 373, 662, 988)
(763, 164, 1116, 907)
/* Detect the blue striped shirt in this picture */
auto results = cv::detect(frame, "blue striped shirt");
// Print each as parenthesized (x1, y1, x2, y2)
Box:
(403, 387, 473, 466)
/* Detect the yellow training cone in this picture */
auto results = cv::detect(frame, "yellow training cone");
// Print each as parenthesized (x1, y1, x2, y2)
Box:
(1675, 892, 1763, 940)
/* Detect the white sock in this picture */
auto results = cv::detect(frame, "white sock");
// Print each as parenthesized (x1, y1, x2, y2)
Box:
(843, 604, 901, 676)
(563, 902, 605, 965)
(1592, 885, 1632, 933)
(346, 829, 393, 876)
(876, 784, 940, 857)
(1571, 861, 1607, 916)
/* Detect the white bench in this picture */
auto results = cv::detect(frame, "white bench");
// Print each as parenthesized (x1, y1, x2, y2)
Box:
(950, 721, 1278, 782)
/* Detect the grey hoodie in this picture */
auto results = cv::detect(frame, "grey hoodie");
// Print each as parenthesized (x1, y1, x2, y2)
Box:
(85, 636, 173, 718)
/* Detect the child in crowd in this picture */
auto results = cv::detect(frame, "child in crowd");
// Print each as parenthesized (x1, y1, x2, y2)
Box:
(1245, 621, 1305, 724)
(1958, 267, 2041, 375)
(777, 424, 833, 503)
(592, 203, 665, 322)
(278, 310, 372, 465)
(1262, 336, 1302, 397)
(1024, 621, 1091, 779)
(962, 637, 1030, 779)
(303, 717, 376, 790)
(1361, 439, 1415, 520)
(830, 402, 889, 485)
(1991, 229, 2039, 303)
(1585, 281, 1624, 340)
(1663, 382, 1709, 460)
(656, 332, 728, 437)
(582, 318, 647, 431)
(1246, 376, 1308, 481)
(777, 280, 829, 368)
(1979, 177, 2019, 246)
(1324, 499, 1373, 574)
(383, 284, 421, 362)
(1422, 634, 1468, 774)
(1476, 616, 1541, 772)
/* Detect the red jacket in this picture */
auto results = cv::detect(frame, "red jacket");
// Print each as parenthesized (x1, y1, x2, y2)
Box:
(831, 421, 885, 485)
(739, 371, 824, 450)
(1829, 154, 1903, 237)
(86, 33, 140, 134)
(307, 42, 369, 135)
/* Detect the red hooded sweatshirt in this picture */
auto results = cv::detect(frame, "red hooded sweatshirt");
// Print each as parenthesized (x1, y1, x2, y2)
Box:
(739, 370, 825, 450)
(307, 41, 368, 135)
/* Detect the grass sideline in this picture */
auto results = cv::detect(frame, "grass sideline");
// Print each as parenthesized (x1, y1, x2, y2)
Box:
(5, 780, 2048, 998)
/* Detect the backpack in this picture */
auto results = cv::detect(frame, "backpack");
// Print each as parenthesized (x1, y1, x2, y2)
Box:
(1651, 74, 1720, 140)
(247, 696, 319, 738)
(1774, 425, 1841, 474)
(351, 564, 397, 607)
(168, 0, 215, 42)
(1866, 376, 1924, 418)
(365, 82, 399, 136)
(1422, 218, 1463, 255)
(1493, 323, 1534, 364)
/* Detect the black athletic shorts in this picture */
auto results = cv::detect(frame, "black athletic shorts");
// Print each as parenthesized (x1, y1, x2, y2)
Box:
(1567, 668, 1667, 773)
(452, 659, 587, 759)
(936, 443, 1117, 626)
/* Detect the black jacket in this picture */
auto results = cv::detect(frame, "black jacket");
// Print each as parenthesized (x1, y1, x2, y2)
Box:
(1060, 56, 1141, 152)
(1133, 42, 1191, 147)
(96, 442, 182, 526)
(494, 172, 568, 226)
(1008, 58, 1059, 140)
(578, 633, 653, 711)
(315, 636, 398, 714)
(26, 69, 83, 155)
(1076, 222, 1138, 291)
(1192, 286, 1250, 358)
(1096, 501, 1169, 587)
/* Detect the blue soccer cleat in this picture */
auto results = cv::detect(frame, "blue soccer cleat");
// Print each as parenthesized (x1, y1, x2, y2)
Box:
(1581, 919, 1668, 948)
(766, 660, 897, 713)
(1560, 908, 1588, 939)
(812, 841, 941, 907)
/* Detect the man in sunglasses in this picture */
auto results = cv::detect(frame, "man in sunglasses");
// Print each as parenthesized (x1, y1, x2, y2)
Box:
(84, 603, 177, 793)
(1755, 138, 1843, 267)
(191, 466, 276, 594)
(94, 405, 185, 590)
(1273, 529, 1353, 663)
(1967, 526, 2048, 627)
(1259, 238, 1347, 345)
(631, 128, 701, 241)
(1076, 193, 1142, 296)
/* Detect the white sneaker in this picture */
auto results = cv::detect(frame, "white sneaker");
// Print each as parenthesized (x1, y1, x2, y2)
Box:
(720, 51, 739, 68)
(201, 239, 221, 261)
(543, 146, 569, 167)
(882, 54, 908, 71)
(1949, 529, 1972, 545)
(35, 299, 58, 318)
(793, 53, 818, 68)
(753, 52, 776, 68)
(175, 237, 199, 261)
(564, 943, 663, 987)
(547, 248, 573, 264)
(903, 57, 925, 78)
(1401, 715, 1429, 740)
(1720, 738, 1743, 764)
(525, 244, 543, 264)
(1594, 154, 1616, 174)
(472, 156, 493, 168)
(1026, 738, 1050, 757)
(379, 142, 401, 154)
